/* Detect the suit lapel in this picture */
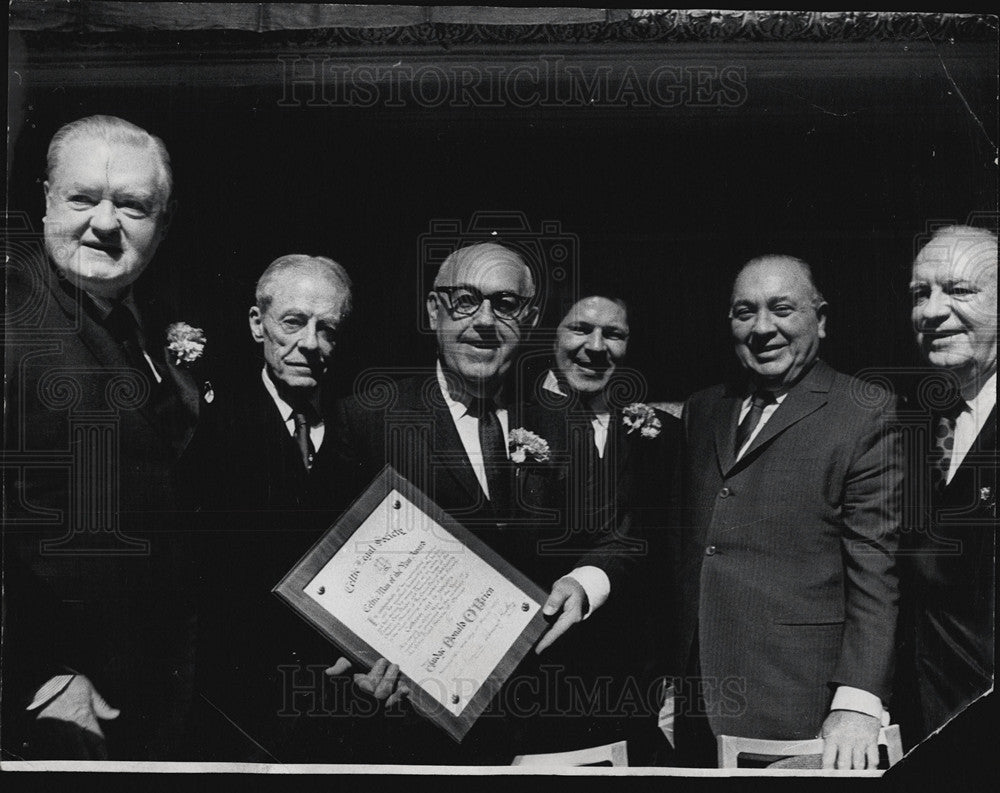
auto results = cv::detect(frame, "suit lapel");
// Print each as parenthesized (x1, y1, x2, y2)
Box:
(407, 376, 484, 507)
(156, 343, 201, 455)
(46, 267, 200, 456)
(720, 361, 834, 476)
(611, 410, 631, 477)
(943, 403, 997, 498)
(712, 390, 743, 476)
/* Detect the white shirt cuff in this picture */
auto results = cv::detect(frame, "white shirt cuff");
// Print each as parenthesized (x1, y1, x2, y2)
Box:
(830, 685, 887, 723)
(565, 566, 611, 618)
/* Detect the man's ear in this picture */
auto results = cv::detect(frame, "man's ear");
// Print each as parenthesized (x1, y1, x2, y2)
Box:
(249, 306, 265, 343)
(42, 180, 51, 220)
(816, 301, 828, 339)
(426, 292, 440, 331)
(523, 305, 540, 330)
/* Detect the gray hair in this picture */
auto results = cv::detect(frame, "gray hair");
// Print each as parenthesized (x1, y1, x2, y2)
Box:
(918, 225, 998, 262)
(47, 115, 173, 202)
(255, 254, 353, 320)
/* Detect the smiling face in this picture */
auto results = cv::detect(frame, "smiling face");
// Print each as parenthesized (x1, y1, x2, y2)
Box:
(249, 267, 349, 399)
(555, 296, 630, 397)
(911, 230, 998, 385)
(43, 135, 171, 299)
(730, 256, 826, 390)
(427, 244, 537, 398)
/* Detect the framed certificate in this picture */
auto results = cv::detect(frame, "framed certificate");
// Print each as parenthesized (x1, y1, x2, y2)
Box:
(273, 464, 549, 743)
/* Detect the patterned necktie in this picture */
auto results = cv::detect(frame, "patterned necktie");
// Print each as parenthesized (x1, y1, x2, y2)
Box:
(931, 399, 965, 490)
(736, 391, 775, 456)
(471, 397, 510, 513)
(292, 409, 316, 471)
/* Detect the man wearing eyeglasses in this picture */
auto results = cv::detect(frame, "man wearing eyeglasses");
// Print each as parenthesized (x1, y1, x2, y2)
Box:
(333, 242, 621, 762)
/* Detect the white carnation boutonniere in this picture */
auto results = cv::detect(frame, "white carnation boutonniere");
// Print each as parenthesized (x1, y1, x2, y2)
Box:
(508, 428, 551, 465)
(981, 487, 996, 518)
(166, 322, 206, 368)
(622, 402, 662, 439)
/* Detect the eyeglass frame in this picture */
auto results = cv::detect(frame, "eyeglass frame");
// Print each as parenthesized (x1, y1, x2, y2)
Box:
(432, 285, 535, 321)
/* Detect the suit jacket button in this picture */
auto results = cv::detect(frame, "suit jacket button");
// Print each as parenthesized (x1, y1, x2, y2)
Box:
(705, 545, 717, 556)
(719, 487, 731, 498)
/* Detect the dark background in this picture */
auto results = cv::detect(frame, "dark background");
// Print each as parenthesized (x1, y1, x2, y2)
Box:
(8, 35, 997, 401)
(4, 10, 998, 785)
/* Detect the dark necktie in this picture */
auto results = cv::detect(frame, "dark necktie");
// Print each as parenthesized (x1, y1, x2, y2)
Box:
(292, 409, 316, 471)
(736, 391, 775, 456)
(106, 301, 153, 380)
(471, 397, 510, 514)
(931, 399, 965, 491)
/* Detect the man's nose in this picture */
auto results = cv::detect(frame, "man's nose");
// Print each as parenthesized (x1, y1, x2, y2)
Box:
(920, 287, 951, 321)
(89, 200, 119, 235)
(751, 310, 777, 335)
(584, 329, 607, 352)
(297, 321, 320, 351)
(471, 298, 499, 326)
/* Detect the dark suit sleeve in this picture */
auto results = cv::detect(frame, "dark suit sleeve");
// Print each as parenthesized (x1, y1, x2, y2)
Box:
(833, 397, 902, 703)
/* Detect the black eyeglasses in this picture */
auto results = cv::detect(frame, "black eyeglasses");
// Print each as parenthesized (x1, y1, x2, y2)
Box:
(434, 286, 532, 320)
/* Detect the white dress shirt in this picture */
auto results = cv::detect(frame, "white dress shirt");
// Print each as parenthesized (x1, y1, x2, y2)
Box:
(948, 371, 997, 484)
(736, 386, 886, 723)
(436, 362, 509, 499)
(436, 362, 610, 614)
(261, 368, 325, 451)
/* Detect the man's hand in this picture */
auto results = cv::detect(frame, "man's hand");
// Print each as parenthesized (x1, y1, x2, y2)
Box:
(820, 709, 881, 770)
(535, 577, 589, 655)
(325, 657, 410, 708)
(35, 675, 120, 739)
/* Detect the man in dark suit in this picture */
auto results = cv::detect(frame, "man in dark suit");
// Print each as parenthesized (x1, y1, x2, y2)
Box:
(674, 255, 902, 769)
(2, 115, 208, 759)
(904, 226, 996, 743)
(334, 243, 627, 762)
(193, 254, 360, 761)
(524, 293, 682, 758)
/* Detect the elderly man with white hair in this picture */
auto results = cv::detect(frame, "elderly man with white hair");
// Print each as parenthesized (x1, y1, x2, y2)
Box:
(903, 225, 997, 742)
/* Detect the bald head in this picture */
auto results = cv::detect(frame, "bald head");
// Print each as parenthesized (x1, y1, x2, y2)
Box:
(731, 255, 825, 309)
(433, 243, 536, 297)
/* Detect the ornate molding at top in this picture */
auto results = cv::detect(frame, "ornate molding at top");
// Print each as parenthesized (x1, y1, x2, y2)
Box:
(12, 10, 998, 54)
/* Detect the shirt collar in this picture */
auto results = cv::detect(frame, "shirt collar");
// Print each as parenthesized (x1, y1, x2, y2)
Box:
(436, 360, 504, 419)
(261, 367, 296, 424)
(965, 370, 997, 418)
(542, 369, 567, 397)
